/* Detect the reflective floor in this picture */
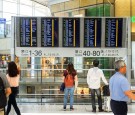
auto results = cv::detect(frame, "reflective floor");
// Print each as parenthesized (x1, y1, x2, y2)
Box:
(8, 104, 135, 115)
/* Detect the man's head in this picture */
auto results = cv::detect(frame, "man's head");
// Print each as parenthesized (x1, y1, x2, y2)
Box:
(115, 60, 126, 74)
(93, 59, 99, 67)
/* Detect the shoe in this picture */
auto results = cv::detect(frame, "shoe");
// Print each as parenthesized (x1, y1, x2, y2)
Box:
(99, 109, 104, 112)
(92, 109, 96, 112)
(70, 108, 74, 111)
(63, 107, 66, 111)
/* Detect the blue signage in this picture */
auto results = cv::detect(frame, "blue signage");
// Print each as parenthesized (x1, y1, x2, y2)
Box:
(0, 18, 6, 37)
(0, 18, 6, 24)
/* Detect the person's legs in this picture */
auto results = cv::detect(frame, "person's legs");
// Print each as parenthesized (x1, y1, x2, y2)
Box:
(63, 88, 69, 109)
(111, 99, 128, 115)
(90, 89, 96, 111)
(95, 88, 103, 111)
(11, 95, 21, 115)
(69, 87, 74, 109)
(6, 95, 12, 115)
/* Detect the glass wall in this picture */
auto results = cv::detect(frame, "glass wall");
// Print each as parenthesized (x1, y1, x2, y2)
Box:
(0, 0, 51, 38)
(20, 0, 32, 16)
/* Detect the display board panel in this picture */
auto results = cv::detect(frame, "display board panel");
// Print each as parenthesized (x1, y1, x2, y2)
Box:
(41, 18, 59, 47)
(62, 18, 80, 47)
(20, 17, 37, 47)
(16, 47, 127, 57)
(105, 18, 123, 47)
(84, 18, 102, 47)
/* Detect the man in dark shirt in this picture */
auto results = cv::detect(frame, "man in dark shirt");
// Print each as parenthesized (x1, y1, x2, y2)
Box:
(0, 72, 11, 115)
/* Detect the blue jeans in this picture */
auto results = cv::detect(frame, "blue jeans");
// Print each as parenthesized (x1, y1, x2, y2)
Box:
(90, 88, 102, 110)
(63, 87, 74, 109)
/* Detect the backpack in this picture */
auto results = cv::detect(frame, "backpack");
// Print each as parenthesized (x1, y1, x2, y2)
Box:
(103, 85, 110, 96)
(64, 74, 74, 87)
(0, 77, 7, 109)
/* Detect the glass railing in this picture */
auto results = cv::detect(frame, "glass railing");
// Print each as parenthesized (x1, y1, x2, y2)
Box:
(17, 94, 92, 104)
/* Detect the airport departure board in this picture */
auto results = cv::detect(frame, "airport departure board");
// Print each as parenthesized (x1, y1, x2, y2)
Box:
(41, 18, 59, 47)
(20, 18, 37, 47)
(63, 18, 80, 47)
(105, 18, 123, 47)
(84, 18, 102, 47)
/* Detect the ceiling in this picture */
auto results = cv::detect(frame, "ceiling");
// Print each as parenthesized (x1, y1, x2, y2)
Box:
(31, 0, 71, 7)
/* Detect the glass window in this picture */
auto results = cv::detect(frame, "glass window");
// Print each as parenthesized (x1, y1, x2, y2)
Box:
(3, 13, 17, 23)
(35, 3, 45, 9)
(20, 0, 32, 5)
(20, 0, 32, 16)
(3, 0, 17, 14)
(35, 9, 45, 16)
(35, 7, 51, 16)
(34, 3, 51, 16)
(74, 57, 83, 73)
(20, 4, 32, 16)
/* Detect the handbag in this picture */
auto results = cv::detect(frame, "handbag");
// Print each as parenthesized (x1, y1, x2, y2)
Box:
(60, 83, 65, 92)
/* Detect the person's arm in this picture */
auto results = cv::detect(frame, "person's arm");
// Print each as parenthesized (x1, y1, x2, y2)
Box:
(62, 76, 65, 82)
(121, 78, 135, 99)
(101, 70, 108, 85)
(74, 75, 78, 89)
(62, 70, 66, 82)
(87, 70, 90, 86)
(124, 90, 135, 100)
(5, 87, 11, 97)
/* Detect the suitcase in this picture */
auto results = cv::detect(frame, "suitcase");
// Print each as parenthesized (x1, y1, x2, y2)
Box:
(104, 96, 111, 112)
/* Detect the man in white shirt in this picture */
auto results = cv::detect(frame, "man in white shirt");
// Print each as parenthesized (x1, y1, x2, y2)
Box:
(87, 59, 108, 112)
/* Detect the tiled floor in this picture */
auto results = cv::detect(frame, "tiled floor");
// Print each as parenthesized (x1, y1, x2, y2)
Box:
(8, 104, 135, 115)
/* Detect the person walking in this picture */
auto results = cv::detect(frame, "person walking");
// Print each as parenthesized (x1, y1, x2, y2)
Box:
(63, 63, 78, 111)
(0, 71, 11, 115)
(109, 60, 135, 115)
(6, 61, 21, 115)
(87, 59, 108, 112)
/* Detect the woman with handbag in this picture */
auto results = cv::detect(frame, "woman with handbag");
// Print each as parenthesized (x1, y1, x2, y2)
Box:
(63, 63, 78, 111)
(6, 61, 21, 115)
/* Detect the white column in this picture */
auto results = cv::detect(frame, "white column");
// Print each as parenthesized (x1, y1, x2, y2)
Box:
(17, 0, 20, 15)
(0, 0, 3, 17)
(32, 1, 35, 16)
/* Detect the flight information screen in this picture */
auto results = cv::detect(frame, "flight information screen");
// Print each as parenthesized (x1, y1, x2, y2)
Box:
(20, 17, 37, 47)
(84, 18, 102, 47)
(41, 18, 59, 47)
(105, 18, 123, 47)
(63, 18, 80, 47)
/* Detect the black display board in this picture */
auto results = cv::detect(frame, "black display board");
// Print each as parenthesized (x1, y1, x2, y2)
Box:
(62, 18, 80, 47)
(105, 18, 123, 47)
(20, 17, 37, 47)
(84, 18, 102, 47)
(41, 18, 59, 47)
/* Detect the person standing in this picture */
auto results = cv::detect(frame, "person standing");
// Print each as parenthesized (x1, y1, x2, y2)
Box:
(6, 61, 21, 115)
(109, 60, 135, 115)
(0, 72, 11, 115)
(87, 59, 108, 112)
(81, 89, 84, 98)
(63, 63, 78, 111)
